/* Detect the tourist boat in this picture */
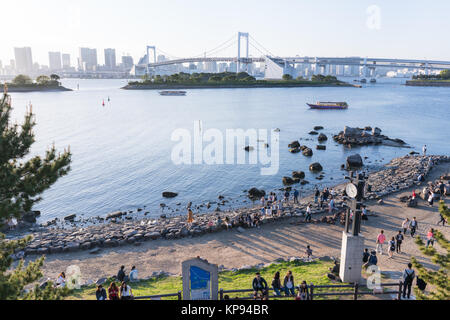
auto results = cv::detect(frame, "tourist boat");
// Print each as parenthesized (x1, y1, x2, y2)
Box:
(158, 90, 186, 96)
(360, 78, 367, 83)
(307, 101, 349, 110)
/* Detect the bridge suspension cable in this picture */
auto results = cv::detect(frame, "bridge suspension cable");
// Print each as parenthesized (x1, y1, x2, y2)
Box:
(190, 34, 237, 58)
(249, 35, 277, 57)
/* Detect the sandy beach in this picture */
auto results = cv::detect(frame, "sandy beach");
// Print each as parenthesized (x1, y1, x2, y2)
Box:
(34, 161, 450, 285)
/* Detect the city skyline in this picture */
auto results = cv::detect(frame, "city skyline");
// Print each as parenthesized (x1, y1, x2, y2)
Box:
(1, 0, 450, 67)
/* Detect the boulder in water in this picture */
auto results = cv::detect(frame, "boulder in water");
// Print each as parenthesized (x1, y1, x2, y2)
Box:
(346, 154, 363, 168)
(162, 192, 178, 198)
(309, 162, 323, 172)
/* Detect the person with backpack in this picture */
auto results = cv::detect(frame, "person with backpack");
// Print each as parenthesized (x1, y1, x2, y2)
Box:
(252, 272, 268, 299)
(410, 217, 418, 238)
(364, 250, 378, 269)
(395, 231, 404, 253)
(283, 271, 296, 297)
(362, 248, 370, 264)
(271, 272, 282, 297)
(402, 263, 415, 299)
(388, 236, 396, 258)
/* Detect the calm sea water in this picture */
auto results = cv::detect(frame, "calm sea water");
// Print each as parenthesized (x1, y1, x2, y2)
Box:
(8, 78, 450, 222)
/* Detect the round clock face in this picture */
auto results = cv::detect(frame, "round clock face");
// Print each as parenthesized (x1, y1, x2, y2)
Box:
(346, 183, 358, 198)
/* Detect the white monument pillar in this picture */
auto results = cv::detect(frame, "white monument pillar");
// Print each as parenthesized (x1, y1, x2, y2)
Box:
(339, 231, 365, 283)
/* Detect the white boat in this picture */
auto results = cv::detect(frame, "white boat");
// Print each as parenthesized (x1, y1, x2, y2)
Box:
(159, 91, 186, 96)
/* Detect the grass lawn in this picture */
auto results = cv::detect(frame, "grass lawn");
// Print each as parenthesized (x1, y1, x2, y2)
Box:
(68, 259, 349, 300)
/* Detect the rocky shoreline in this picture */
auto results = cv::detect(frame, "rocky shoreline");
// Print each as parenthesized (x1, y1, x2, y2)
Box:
(10, 154, 449, 259)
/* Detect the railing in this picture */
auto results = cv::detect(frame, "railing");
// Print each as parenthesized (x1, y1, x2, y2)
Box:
(219, 281, 403, 300)
(134, 291, 182, 300)
(132, 282, 403, 300)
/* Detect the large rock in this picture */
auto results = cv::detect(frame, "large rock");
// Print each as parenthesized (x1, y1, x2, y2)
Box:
(309, 162, 323, 172)
(162, 192, 178, 198)
(64, 214, 76, 221)
(288, 141, 300, 148)
(282, 177, 296, 185)
(318, 133, 328, 142)
(22, 211, 40, 223)
(372, 127, 382, 136)
(316, 145, 326, 150)
(343, 126, 363, 136)
(292, 171, 305, 179)
(248, 188, 265, 199)
(346, 154, 363, 168)
(302, 148, 313, 157)
(314, 126, 324, 131)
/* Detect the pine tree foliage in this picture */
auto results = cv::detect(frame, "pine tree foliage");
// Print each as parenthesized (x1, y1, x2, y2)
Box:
(0, 91, 72, 221)
(0, 234, 69, 299)
(0, 90, 72, 299)
(411, 200, 450, 300)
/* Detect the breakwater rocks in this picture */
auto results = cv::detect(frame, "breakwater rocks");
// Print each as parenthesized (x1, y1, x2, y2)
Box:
(364, 155, 450, 199)
(333, 126, 408, 148)
(12, 154, 449, 258)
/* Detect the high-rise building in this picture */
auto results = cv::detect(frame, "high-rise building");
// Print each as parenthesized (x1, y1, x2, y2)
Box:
(121, 55, 134, 71)
(62, 54, 71, 69)
(78, 47, 98, 71)
(48, 52, 62, 71)
(104, 48, 116, 70)
(14, 47, 33, 74)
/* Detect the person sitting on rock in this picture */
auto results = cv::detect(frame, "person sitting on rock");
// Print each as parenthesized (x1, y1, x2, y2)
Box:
(224, 216, 232, 230)
(129, 266, 138, 282)
(117, 266, 126, 282)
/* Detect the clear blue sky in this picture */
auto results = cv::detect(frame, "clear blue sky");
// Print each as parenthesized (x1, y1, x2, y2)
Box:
(1, 0, 449, 66)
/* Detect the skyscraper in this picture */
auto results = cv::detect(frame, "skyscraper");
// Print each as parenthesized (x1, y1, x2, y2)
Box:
(14, 47, 33, 74)
(62, 54, 71, 69)
(48, 52, 62, 71)
(78, 47, 98, 71)
(104, 48, 116, 70)
(121, 55, 134, 71)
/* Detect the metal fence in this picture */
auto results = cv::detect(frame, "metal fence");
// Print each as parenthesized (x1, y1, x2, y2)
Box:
(133, 282, 403, 300)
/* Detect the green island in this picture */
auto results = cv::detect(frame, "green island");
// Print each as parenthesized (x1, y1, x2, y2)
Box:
(2, 74, 72, 92)
(122, 72, 353, 90)
(69, 259, 349, 300)
(406, 69, 450, 87)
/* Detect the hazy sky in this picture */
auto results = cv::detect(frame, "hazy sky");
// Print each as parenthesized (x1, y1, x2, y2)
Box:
(1, 0, 449, 66)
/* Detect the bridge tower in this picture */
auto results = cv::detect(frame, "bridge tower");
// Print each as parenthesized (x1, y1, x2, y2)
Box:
(146, 46, 157, 75)
(237, 32, 249, 73)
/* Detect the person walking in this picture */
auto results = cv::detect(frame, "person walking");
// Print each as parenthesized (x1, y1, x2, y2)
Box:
(376, 230, 386, 255)
(305, 245, 313, 260)
(422, 144, 427, 156)
(427, 191, 434, 207)
(402, 263, 415, 300)
(328, 197, 335, 214)
(438, 213, 447, 226)
(284, 190, 290, 203)
(305, 204, 312, 222)
(271, 272, 282, 296)
(314, 187, 320, 205)
(283, 271, 295, 297)
(426, 228, 435, 248)
(260, 196, 265, 207)
(395, 231, 404, 253)
(402, 218, 410, 235)
(388, 237, 396, 258)
(410, 217, 418, 238)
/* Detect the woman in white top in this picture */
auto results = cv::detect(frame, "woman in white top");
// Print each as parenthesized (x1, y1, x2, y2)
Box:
(428, 191, 434, 207)
(401, 218, 410, 235)
(120, 282, 133, 300)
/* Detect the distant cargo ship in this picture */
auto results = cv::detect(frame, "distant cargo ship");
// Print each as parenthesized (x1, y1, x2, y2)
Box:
(159, 91, 186, 96)
(307, 101, 348, 110)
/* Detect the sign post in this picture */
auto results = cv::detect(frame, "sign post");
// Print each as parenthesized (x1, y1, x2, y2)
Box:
(182, 257, 219, 300)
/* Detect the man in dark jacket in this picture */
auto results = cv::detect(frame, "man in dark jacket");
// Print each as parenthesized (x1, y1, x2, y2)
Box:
(252, 272, 268, 299)
(117, 265, 126, 282)
(96, 285, 107, 300)
(402, 263, 415, 299)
